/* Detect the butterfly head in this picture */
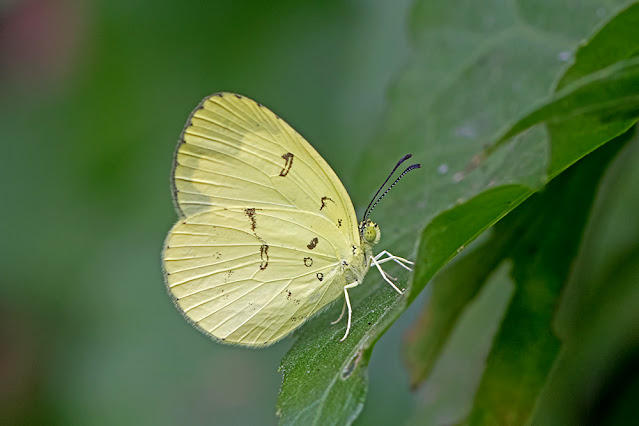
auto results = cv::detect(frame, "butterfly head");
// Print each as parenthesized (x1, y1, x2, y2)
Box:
(360, 219, 381, 246)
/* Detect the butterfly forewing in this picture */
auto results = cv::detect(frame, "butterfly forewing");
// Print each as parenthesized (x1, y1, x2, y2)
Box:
(173, 93, 358, 243)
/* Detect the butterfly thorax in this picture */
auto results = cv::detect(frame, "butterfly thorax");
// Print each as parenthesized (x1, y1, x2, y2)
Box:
(341, 219, 380, 284)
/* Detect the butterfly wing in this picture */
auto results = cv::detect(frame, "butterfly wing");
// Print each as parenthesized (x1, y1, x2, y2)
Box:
(172, 92, 358, 242)
(164, 93, 360, 346)
(164, 207, 350, 346)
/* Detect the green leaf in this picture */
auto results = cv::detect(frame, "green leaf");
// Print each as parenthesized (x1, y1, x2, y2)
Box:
(277, 1, 639, 424)
(489, 2, 639, 176)
(277, 285, 404, 425)
(558, 2, 639, 88)
(406, 130, 632, 425)
(407, 262, 516, 425)
(403, 218, 514, 387)
(409, 185, 530, 303)
(463, 133, 629, 425)
(535, 233, 639, 425)
(491, 57, 639, 176)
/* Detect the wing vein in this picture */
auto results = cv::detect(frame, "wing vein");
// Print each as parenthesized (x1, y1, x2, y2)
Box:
(196, 263, 336, 327)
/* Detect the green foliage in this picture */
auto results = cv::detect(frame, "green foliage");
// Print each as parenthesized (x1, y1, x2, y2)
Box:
(468, 135, 625, 425)
(277, 1, 639, 424)
(2, 0, 639, 424)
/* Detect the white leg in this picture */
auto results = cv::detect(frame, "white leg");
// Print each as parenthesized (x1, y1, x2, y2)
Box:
(383, 270, 398, 282)
(374, 250, 414, 271)
(376, 257, 411, 272)
(374, 251, 414, 269)
(374, 250, 414, 262)
(331, 300, 346, 325)
(339, 281, 360, 342)
(371, 256, 404, 294)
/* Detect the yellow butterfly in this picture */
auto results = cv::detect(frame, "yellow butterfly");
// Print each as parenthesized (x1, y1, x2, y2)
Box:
(163, 93, 419, 346)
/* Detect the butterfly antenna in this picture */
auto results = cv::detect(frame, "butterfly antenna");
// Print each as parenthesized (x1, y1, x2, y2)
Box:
(363, 154, 413, 220)
(364, 163, 421, 222)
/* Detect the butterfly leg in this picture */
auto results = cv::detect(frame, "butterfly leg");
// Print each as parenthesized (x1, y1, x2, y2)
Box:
(383, 271, 398, 282)
(339, 281, 360, 342)
(331, 300, 346, 325)
(374, 250, 414, 271)
(370, 256, 404, 294)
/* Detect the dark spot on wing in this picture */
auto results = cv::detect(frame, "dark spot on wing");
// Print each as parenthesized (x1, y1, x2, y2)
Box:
(245, 208, 257, 231)
(286, 290, 292, 300)
(279, 152, 294, 177)
(234, 94, 242, 99)
(316, 273, 323, 281)
(338, 219, 342, 227)
(320, 196, 335, 210)
(304, 257, 313, 267)
(352, 246, 356, 255)
(260, 244, 269, 270)
(307, 237, 319, 250)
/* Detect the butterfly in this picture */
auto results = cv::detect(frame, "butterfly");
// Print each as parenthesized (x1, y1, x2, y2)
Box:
(163, 93, 419, 346)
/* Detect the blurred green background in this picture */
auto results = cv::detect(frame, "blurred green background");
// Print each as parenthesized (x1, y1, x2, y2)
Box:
(0, 0, 419, 424)
(2, 0, 638, 425)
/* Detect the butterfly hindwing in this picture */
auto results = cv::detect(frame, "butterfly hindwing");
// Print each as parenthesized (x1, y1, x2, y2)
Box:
(164, 207, 348, 345)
